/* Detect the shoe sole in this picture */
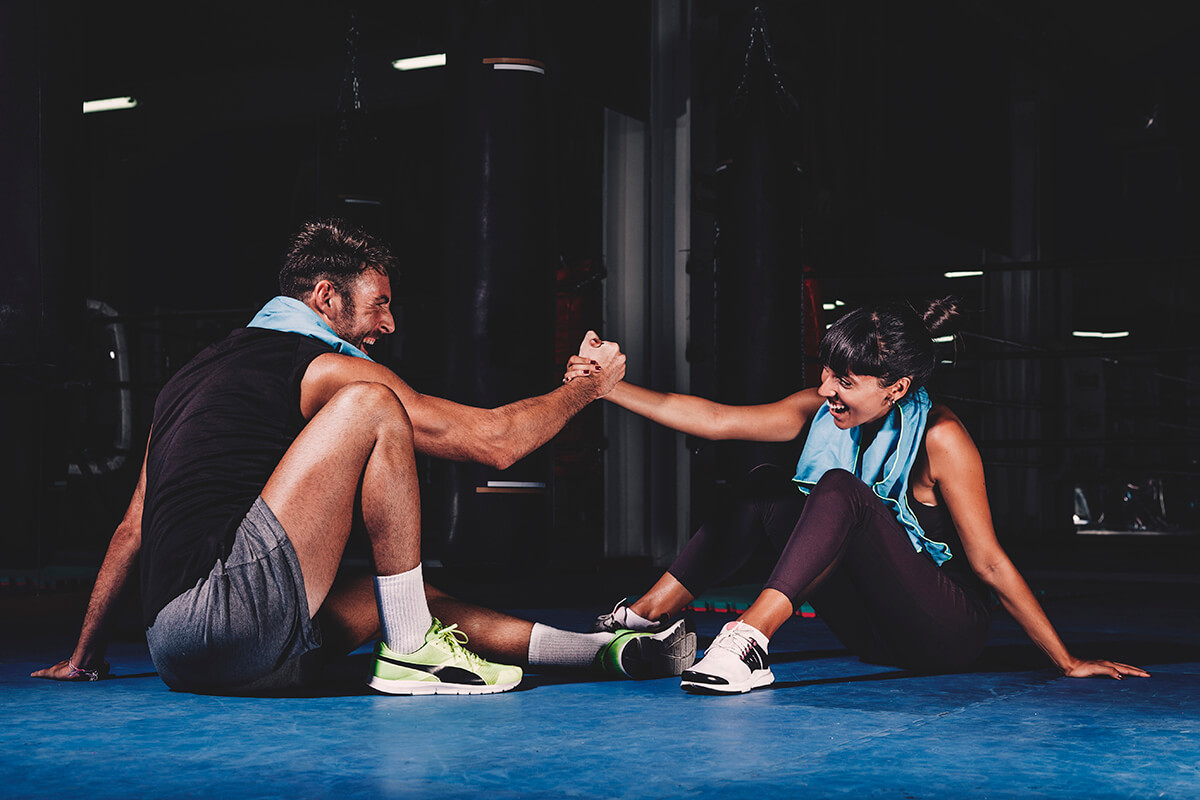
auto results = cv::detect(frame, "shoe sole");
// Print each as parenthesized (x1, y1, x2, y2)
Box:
(366, 676, 521, 695)
(620, 619, 698, 680)
(680, 668, 775, 694)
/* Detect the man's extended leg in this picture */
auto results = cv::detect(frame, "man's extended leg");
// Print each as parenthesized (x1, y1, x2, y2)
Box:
(317, 575, 694, 680)
(314, 576, 539, 662)
(422, 585, 694, 679)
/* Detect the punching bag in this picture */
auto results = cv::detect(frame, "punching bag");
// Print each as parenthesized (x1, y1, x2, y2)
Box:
(713, 6, 812, 478)
(436, 0, 554, 568)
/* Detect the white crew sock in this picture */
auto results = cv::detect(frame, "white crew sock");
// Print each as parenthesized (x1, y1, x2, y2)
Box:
(373, 564, 433, 654)
(528, 623, 616, 668)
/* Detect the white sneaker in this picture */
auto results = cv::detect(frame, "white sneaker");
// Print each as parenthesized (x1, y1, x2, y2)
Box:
(681, 620, 774, 694)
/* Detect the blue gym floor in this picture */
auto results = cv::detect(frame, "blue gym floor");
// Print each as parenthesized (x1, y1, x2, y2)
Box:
(3, 566, 1199, 798)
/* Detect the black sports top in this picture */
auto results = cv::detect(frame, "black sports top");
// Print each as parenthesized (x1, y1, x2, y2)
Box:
(908, 483, 990, 606)
(140, 328, 333, 626)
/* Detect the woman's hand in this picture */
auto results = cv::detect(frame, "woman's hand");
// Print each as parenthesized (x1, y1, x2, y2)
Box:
(563, 354, 600, 383)
(1061, 658, 1150, 679)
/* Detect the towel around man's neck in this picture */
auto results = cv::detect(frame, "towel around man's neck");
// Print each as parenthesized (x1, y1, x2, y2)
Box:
(791, 386, 951, 565)
(246, 295, 373, 361)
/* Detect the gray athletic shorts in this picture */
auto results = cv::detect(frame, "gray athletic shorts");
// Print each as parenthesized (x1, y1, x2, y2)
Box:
(145, 496, 324, 694)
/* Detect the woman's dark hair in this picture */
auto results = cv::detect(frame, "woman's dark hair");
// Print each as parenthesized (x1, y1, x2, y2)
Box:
(818, 296, 960, 391)
(278, 218, 396, 299)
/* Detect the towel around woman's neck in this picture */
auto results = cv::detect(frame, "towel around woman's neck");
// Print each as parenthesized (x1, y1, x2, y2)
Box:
(246, 296, 373, 361)
(791, 387, 951, 565)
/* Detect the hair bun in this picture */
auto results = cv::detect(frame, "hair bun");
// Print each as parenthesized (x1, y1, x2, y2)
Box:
(921, 295, 961, 338)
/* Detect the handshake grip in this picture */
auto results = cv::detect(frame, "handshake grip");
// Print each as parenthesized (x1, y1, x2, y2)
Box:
(564, 330, 625, 394)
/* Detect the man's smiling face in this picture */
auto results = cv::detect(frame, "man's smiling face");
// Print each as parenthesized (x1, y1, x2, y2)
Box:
(331, 270, 394, 352)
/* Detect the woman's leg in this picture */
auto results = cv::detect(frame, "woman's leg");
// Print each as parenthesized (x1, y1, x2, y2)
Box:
(629, 464, 807, 621)
(684, 469, 988, 692)
(754, 468, 989, 671)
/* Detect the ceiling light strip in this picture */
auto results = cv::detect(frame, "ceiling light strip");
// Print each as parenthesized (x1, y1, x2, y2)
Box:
(392, 54, 446, 71)
(83, 97, 138, 114)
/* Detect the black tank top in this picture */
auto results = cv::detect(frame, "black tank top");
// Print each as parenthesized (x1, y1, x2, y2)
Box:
(908, 483, 990, 605)
(140, 328, 333, 625)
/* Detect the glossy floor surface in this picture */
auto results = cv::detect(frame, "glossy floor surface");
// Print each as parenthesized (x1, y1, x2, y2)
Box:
(3, 568, 1198, 799)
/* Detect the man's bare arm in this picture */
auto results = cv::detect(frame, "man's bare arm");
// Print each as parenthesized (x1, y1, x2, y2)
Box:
(300, 331, 625, 469)
(31, 444, 148, 681)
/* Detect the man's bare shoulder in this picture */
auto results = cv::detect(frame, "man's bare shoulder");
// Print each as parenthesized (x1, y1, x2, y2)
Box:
(306, 351, 397, 379)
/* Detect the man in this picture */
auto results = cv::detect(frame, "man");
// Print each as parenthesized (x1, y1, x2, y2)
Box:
(33, 218, 694, 695)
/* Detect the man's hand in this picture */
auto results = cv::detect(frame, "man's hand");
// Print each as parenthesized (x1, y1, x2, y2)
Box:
(31, 659, 110, 682)
(570, 331, 625, 396)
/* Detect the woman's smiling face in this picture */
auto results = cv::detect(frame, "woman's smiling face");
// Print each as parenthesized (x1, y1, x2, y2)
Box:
(817, 366, 908, 429)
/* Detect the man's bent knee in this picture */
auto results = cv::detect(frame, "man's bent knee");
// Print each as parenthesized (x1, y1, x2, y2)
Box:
(328, 381, 413, 433)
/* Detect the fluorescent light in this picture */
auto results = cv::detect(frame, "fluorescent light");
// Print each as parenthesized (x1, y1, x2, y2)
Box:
(1072, 330, 1130, 339)
(835, 299, 845, 306)
(822, 303, 837, 311)
(932, 335, 955, 343)
(392, 53, 446, 71)
(944, 270, 983, 279)
(83, 96, 137, 114)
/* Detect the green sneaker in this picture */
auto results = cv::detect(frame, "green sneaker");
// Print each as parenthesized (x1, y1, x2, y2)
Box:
(367, 619, 523, 695)
(595, 619, 697, 679)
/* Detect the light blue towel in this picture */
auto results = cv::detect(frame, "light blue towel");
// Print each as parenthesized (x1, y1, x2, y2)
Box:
(792, 387, 951, 565)
(246, 296, 373, 361)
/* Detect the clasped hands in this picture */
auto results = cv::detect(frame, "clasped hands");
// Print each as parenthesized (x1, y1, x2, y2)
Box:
(564, 331, 625, 396)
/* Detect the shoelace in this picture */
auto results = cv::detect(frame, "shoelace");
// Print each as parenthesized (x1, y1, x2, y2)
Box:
(432, 621, 485, 667)
(711, 626, 758, 660)
(597, 601, 664, 632)
(596, 611, 620, 630)
(595, 600, 628, 631)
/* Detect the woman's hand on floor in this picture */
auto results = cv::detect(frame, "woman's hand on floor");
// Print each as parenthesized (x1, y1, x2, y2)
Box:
(1061, 658, 1150, 679)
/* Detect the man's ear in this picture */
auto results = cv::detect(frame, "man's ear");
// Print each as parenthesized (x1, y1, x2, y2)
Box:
(310, 279, 337, 313)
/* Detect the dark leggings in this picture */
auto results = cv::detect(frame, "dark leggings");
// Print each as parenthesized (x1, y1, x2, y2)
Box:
(669, 465, 991, 672)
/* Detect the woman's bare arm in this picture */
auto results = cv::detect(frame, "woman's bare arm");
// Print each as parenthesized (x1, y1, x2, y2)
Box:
(928, 409, 1148, 679)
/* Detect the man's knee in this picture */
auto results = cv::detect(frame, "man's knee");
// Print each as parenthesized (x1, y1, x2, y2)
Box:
(333, 381, 413, 434)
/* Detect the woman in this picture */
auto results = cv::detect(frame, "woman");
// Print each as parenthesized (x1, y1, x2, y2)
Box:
(567, 297, 1148, 693)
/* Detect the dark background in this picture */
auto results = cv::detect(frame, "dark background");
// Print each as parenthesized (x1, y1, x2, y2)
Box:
(3, 0, 1199, 590)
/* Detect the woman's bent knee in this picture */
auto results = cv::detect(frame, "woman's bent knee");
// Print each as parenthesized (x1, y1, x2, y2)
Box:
(811, 468, 862, 495)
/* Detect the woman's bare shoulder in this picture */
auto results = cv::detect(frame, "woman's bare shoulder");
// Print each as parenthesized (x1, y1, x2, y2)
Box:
(924, 402, 978, 462)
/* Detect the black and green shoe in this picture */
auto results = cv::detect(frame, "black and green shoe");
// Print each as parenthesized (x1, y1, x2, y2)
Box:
(595, 619, 697, 680)
(368, 619, 523, 695)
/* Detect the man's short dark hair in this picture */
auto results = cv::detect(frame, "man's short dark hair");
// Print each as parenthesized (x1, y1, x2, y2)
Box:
(279, 218, 396, 299)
